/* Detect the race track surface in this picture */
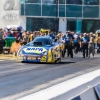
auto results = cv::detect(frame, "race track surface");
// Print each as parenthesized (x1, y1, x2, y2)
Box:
(0, 53, 100, 100)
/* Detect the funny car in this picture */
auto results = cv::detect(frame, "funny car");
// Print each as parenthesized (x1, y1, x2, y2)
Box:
(17, 36, 65, 63)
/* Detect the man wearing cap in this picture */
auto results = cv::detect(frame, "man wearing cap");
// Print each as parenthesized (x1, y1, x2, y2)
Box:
(80, 33, 90, 58)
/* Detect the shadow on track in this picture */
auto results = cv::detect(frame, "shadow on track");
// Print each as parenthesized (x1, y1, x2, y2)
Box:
(22, 61, 76, 65)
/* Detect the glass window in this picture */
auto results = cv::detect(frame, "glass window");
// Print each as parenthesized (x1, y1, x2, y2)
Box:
(25, 0, 41, 3)
(59, 5, 65, 17)
(33, 38, 52, 46)
(26, 18, 33, 31)
(21, 4, 24, 15)
(66, 5, 82, 17)
(67, 19, 82, 33)
(25, 4, 41, 16)
(82, 20, 94, 33)
(66, 0, 82, 4)
(82, 20, 100, 33)
(59, 0, 65, 4)
(84, 0, 99, 5)
(67, 19, 76, 31)
(42, 5, 58, 16)
(21, 0, 25, 3)
(42, 0, 58, 4)
(83, 6, 99, 18)
(27, 18, 59, 32)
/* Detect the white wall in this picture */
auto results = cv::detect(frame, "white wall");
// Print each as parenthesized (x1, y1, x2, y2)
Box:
(0, 0, 26, 30)
(59, 18, 66, 33)
(19, 16, 26, 31)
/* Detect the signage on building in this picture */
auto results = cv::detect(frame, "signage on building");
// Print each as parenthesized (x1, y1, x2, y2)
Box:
(3, 13, 19, 22)
(4, 0, 19, 10)
(3, 0, 19, 22)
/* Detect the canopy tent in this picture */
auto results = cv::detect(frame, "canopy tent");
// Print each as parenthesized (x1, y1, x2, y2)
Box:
(4, 25, 23, 31)
(96, 30, 100, 33)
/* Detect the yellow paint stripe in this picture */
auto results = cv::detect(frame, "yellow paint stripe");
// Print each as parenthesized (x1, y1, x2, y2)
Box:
(0, 54, 16, 60)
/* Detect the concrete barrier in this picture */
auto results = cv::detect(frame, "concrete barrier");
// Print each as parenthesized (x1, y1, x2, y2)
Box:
(18, 69, 100, 100)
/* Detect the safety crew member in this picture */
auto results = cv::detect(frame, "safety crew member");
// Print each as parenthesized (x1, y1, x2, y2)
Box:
(80, 33, 89, 58)
(63, 31, 74, 58)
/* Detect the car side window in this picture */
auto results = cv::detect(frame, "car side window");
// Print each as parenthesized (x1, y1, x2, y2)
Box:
(45, 40, 50, 45)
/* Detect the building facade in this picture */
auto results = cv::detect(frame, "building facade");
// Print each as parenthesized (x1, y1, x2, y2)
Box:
(20, 0, 100, 33)
(0, 0, 26, 30)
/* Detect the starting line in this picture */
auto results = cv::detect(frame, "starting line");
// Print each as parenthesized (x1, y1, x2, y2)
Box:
(0, 60, 5, 61)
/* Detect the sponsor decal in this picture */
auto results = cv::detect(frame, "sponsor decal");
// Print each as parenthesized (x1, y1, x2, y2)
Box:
(23, 47, 47, 54)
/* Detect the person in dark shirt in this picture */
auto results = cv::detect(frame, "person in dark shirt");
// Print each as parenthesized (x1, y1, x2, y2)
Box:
(0, 28, 5, 53)
(63, 31, 74, 58)
(0, 28, 3, 40)
(80, 33, 90, 58)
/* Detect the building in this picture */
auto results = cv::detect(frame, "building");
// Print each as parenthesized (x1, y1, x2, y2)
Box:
(0, 0, 26, 30)
(20, 0, 100, 33)
(1, 0, 99, 33)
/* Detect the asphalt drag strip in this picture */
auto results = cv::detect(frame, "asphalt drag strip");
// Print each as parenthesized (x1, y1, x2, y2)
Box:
(0, 54, 100, 100)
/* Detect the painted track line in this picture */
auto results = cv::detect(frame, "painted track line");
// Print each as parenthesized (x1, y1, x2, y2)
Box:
(0, 60, 5, 61)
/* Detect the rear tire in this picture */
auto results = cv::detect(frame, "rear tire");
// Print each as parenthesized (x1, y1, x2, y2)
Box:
(22, 61, 25, 63)
(55, 58, 61, 63)
(55, 50, 61, 63)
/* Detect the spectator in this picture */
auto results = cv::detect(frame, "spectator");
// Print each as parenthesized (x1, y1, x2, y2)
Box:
(29, 32, 34, 42)
(80, 33, 90, 58)
(0, 28, 5, 53)
(88, 32, 95, 58)
(63, 31, 74, 58)
(0, 28, 3, 40)
(73, 32, 79, 54)
(22, 31, 28, 45)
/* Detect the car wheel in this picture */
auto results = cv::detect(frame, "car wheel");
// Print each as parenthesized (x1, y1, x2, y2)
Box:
(22, 61, 25, 63)
(55, 51, 61, 63)
(55, 57, 61, 63)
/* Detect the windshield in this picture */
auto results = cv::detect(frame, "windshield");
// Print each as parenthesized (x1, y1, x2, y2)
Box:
(26, 37, 52, 46)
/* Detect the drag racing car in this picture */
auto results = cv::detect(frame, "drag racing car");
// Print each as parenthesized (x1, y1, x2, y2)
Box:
(17, 36, 65, 63)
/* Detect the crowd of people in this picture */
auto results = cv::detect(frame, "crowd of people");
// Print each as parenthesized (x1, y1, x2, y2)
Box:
(57, 31, 98, 58)
(0, 27, 100, 58)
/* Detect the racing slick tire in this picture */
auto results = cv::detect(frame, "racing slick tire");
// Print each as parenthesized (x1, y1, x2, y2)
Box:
(55, 50, 61, 63)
